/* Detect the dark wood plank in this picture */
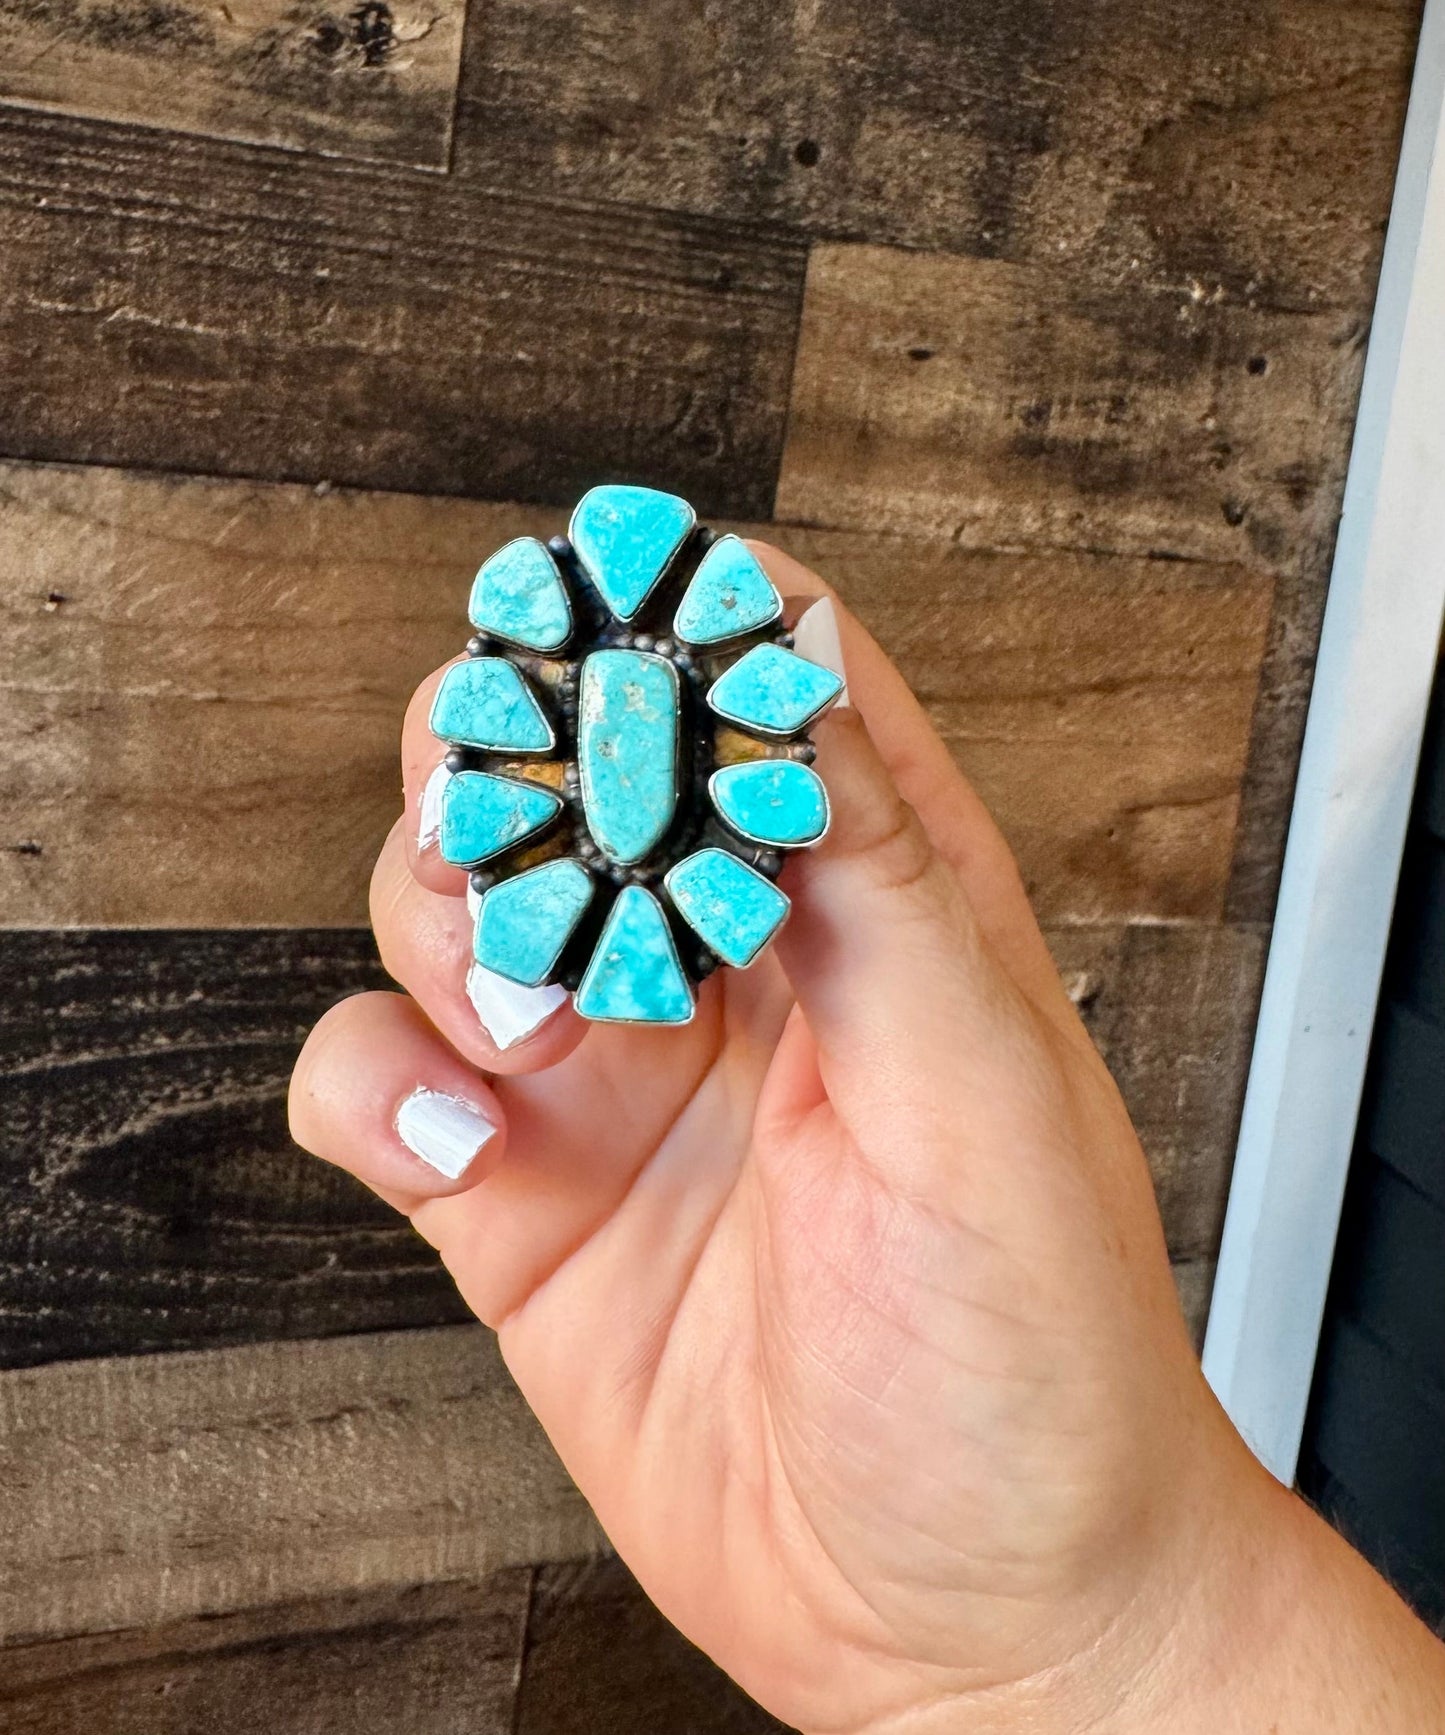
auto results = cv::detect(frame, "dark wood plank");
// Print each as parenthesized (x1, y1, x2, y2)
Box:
(454, 0, 1415, 311)
(0, 927, 469, 1369)
(0, 1326, 605, 1642)
(0, 0, 468, 169)
(0, 924, 1251, 1369)
(0, 1574, 530, 1734)
(1049, 921, 1268, 1267)
(0, 107, 805, 518)
(0, 461, 1269, 927)
(516, 1557, 791, 1734)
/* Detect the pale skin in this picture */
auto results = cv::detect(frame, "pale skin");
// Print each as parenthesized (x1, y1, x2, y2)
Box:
(291, 543, 1445, 1733)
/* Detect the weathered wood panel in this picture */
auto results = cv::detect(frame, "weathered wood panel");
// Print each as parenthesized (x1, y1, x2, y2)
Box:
(0, 461, 1269, 928)
(517, 1558, 789, 1734)
(1049, 921, 1268, 1269)
(454, 0, 1416, 312)
(0, 924, 1249, 1369)
(0, 108, 804, 516)
(0, 1326, 606, 1643)
(777, 243, 1358, 570)
(776, 242, 1367, 922)
(0, 928, 462, 1369)
(1, 1575, 531, 1735)
(0, 0, 468, 168)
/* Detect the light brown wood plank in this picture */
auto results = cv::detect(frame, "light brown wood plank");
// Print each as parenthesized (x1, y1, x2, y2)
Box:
(0, 1325, 606, 1644)
(516, 1557, 790, 1734)
(0, 461, 1270, 927)
(0, 1574, 530, 1734)
(453, 0, 1416, 314)
(776, 243, 1360, 573)
(0, 0, 468, 169)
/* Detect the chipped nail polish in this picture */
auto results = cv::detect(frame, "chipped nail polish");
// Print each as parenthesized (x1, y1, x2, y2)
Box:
(394, 1087, 496, 1180)
(466, 963, 568, 1051)
(417, 761, 452, 854)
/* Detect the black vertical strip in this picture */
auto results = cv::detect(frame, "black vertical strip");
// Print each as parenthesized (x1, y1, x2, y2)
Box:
(1301, 664, 1445, 1622)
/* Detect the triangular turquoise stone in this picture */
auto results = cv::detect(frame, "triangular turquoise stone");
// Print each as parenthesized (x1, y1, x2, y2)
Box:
(664, 848, 789, 968)
(440, 771, 563, 866)
(469, 538, 572, 652)
(575, 885, 694, 1024)
(673, 536, 782, 645)
(709, 760, 829, 847)
(430, 659, 554, 753)
(569, 485, 695, 622)
(474, 858, 594, 986)
(707, 643, 843, 737)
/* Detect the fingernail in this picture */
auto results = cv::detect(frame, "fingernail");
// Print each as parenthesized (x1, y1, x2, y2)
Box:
(395, 1086, 497, 1180)
(792, 597, 850, 709)
(417, 761, 452, 853)
(466, 963, 568, 1050)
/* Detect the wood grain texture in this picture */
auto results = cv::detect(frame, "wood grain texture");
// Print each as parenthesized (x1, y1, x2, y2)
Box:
(0, 927, 466, 1368)
(0, 924, 1246, 1369)
(454, 0, 1416, 312)
(0, 1325, 606, 1643)
(1049, 922, 1268, 1271)
(0, 1574, 530, 1734)
(516, 1557, 790, 1734)
(0, 0, 468, 168)
(0, 461, 1269, 928)
(0, 107, 804, 516)
(776, 242, 1368, 923)
(777, 243, 1359, 569)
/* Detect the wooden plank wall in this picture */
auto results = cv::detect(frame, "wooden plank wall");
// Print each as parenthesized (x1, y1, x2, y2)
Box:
(0, 0, 1421, 1723)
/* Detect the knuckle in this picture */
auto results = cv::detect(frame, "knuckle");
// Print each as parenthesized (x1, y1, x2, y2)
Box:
(853, 791, 937, 900)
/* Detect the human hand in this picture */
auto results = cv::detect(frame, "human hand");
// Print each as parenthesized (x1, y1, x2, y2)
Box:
(290, 544, 1445, 1733)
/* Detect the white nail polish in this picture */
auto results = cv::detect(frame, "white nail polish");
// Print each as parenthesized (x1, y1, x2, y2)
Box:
(466, 963, 568, 1051)
(466, 880, 482, 923)
(395, 1087, 496, 1180)
(417, 762, 452, 853)
(793, 597, 850, 708)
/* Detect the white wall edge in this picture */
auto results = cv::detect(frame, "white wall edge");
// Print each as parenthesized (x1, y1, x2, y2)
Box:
(1202, 0, 1445, 1485)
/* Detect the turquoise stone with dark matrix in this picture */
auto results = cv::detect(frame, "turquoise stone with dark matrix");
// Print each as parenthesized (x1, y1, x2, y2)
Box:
(575, 885, 694, 1023)
(570, 485, 695, 622)
(709, 760, 829, 847)
(430, 658, 554, 753)
(440, 771, 563, 866)
(673, 535, 782, 646)
(665, 848, 790, 968)
(578, 649, 680, 864)
(474, 858, 595, 986)
(707, 642, 843, 737)
(468, 538, 572, 652)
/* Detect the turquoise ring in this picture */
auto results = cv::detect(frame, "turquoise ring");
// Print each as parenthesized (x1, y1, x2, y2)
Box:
(428, 485, 843, 1026)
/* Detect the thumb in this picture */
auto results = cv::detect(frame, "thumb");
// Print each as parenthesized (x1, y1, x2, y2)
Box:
(775, 705, 1035, 1143)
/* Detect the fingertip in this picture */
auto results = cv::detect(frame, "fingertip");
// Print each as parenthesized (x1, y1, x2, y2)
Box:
(403, 659, 471, 895)
(290, 991, 508, 1202)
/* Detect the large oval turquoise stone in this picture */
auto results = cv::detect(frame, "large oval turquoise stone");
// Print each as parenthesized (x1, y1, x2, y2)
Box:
(578, 649, 679, 864)
(709, 760, 829, 847)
